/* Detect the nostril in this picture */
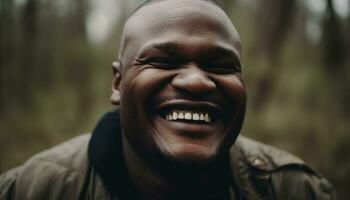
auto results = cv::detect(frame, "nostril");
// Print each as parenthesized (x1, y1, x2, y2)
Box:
(171, 72, 216, 94)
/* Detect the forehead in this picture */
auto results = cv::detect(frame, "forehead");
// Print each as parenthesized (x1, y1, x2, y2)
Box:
(121, 0, 241, 59)
(130, 1, 227, 28)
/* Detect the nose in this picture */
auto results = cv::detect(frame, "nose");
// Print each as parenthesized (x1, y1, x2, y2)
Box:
(171, 65, 216, 95)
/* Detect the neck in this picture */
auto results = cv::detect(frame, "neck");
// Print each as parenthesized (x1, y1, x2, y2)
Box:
(122, 137, 232, 200)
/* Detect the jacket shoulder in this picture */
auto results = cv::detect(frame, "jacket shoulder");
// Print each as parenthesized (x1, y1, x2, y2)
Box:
(271, 166, 338, 199)
(230, 135, 338, 199)
(0, 134, 92, 200)
(233, 135, 305, 170)
(28, 133, 91, 169)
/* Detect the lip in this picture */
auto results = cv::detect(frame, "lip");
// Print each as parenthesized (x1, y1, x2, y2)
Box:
(156, 99, 222, 118)
(151, 99, 227, 136)
(155, 114, 215, 138)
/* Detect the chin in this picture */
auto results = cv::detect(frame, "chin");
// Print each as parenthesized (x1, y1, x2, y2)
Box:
(162, 143, 218, 164)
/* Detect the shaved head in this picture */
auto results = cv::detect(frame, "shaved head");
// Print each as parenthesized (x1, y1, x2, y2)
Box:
(131, 0, 221, 18)
(117, 0, 239, 62)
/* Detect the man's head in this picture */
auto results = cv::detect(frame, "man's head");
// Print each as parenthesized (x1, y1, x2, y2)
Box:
(111, 0, 246, 167)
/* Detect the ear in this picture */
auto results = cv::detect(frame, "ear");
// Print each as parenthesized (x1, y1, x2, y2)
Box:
(111, 61, 122, 105)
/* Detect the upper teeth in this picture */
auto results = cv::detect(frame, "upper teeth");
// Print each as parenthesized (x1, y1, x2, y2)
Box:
(165, 111, 211, 123)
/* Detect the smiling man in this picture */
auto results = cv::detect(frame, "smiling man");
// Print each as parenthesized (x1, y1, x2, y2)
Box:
(0, 0, 338, 199)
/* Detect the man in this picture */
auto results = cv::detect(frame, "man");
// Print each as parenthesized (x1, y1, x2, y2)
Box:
(0, 0, 338, 199)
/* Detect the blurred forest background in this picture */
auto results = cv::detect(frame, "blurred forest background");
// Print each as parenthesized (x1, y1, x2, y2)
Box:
(0, 0, 349, 198)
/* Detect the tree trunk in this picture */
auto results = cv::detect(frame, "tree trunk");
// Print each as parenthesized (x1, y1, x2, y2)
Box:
(252, 0, 297, 110)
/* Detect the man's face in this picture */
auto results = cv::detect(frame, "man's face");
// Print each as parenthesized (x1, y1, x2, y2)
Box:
(115, 0, 246, 164)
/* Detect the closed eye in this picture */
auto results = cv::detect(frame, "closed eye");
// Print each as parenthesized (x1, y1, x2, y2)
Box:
(148, 58, 183, 69)
(202, 62, 241, 74)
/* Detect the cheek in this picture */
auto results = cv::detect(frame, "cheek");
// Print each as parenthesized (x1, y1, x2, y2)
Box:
(215, 74, 247, 106)
(215, 74, 247, 138)
(120, 68, 174, 112)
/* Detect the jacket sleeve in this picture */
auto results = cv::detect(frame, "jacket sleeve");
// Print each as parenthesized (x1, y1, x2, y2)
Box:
(271, 167, 339, 200)
(0, 159, 86, 200)
(0, 167, 21, 200)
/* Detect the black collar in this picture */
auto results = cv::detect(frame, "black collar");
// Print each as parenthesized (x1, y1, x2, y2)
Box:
(88, 109, 134, 198)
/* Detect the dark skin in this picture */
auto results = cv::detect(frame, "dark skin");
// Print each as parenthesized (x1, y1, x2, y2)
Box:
(110, 0, 246, 199)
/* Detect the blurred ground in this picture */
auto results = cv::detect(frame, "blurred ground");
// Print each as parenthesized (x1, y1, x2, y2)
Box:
(0, 0, 349, 198)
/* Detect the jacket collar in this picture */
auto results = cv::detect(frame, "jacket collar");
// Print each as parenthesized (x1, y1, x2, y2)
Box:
(88, 109, 136, 198)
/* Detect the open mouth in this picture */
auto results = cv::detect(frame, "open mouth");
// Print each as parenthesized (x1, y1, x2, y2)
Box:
(164, 110, 212, 123)
(156, 100, 221, 124)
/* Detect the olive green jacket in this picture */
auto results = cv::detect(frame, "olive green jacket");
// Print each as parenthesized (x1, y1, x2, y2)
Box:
(0, 111, 338, 200)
